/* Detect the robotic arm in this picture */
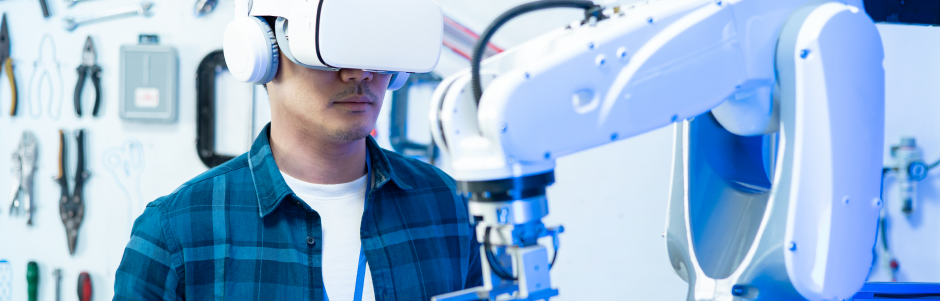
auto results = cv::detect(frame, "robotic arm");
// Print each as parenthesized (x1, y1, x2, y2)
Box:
(431, 0, 884, 300)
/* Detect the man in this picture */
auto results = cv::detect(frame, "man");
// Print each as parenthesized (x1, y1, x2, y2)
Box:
(113, 16, 482, 301)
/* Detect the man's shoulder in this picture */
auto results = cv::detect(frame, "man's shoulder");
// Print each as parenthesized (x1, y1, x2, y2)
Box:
(148, 153, 255, 211)
(380, 148, 457, 190)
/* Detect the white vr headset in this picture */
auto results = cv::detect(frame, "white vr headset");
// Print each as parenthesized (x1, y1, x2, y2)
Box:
(222, 0, 444, 91)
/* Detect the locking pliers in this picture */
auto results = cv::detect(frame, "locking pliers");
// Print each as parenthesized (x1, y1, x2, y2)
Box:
(9, 131, 37, 225)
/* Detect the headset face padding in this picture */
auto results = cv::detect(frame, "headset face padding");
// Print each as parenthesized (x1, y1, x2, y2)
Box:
(223, 16, 279, 84)
(387, 72, 410, 91)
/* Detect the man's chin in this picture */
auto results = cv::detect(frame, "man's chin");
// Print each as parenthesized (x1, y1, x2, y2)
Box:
(327, 126, 373, 141)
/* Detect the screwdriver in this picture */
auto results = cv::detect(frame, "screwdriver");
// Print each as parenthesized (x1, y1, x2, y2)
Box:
(26, 262, 37, 301)
(77, 272, 91, 301)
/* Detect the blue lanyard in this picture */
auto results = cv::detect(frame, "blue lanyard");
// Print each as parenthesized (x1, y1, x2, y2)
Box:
(323, 248, 368, 301)
(324, 147, 371, 301)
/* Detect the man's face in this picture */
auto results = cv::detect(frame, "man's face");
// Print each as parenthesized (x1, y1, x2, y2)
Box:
(268, 53, 392, 142)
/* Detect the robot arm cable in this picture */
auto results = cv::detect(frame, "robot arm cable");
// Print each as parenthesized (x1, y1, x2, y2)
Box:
(471, 0, 601, 106)
(484, 226, 518, 281)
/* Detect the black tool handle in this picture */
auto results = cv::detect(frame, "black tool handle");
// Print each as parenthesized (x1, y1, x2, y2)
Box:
(73, 129, 87, 196)
(90, 66, 101, 116)
(38, 0, 50, 18)
(196, 50, 235, 168)
(74, 65, 87, 117)
(55, 130, 69, 200)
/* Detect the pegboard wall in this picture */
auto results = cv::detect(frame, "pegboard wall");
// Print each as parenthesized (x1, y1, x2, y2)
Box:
(0, 0, 258, 300)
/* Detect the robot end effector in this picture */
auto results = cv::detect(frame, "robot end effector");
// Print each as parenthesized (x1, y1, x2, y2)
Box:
(432, 0, 884, 300)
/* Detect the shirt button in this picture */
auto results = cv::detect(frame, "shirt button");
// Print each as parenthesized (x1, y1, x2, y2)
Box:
(306, 236, 316, 245)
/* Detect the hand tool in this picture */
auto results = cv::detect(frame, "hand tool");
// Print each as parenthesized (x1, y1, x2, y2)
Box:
(194, 0, 218, 17)
(77, 272, 90, 301)
(28, 35, 64, 120)
(63, 2, 152, 31)
(26, 262, 37, 301)
(53, 269, 61, 301)
(57, 129, 88, 255)
(0, 260, 11, 301)
(74, 37, 100, 117)
(0, 14, 18, 116)
(8, 131, 37, 225)
(65, 0, 89, 7)
(39, 0, 52, 18)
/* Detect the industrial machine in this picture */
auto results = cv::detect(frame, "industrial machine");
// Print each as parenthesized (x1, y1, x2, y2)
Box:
(429, 0, 884, 300)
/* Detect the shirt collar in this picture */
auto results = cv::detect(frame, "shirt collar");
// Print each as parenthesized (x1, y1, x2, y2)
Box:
(248, 123, 413, 217)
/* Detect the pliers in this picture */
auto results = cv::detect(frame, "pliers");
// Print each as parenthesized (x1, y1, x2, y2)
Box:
(74, 37, 100, 117)
(8, 131, 37, 225)
(0, 14, 19, 116)
(57, 129, 88, 255)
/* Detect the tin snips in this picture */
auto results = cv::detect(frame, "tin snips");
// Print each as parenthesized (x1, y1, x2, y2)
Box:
(56, 129, 87, 255)
(8, 132, 37, 225)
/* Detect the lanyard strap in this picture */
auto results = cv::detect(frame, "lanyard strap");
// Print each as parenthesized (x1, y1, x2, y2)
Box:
(324, 147, 372, 301)
(322, 248, 367, 301)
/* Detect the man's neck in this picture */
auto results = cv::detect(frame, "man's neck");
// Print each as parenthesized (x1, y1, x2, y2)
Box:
(269, 121, 367, 185)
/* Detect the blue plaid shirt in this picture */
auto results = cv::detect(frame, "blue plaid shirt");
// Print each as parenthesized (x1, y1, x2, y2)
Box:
(114, 125, 482, 300)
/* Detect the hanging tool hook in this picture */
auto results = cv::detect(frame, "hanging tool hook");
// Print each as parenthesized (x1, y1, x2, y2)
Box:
(29, 34, 64, 120)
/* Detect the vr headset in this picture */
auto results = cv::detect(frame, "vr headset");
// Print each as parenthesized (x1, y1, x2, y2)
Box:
(223, 0, 443, 91)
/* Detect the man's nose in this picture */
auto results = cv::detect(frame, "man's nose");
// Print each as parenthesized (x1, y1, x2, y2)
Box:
(339, 69, 374, 84)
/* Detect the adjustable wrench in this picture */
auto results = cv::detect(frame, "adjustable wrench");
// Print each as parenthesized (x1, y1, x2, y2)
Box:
(63, 2, 152, 31)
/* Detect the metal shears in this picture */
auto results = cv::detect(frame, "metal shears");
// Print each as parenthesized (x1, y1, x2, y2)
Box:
(8, 131, 37, 225)
(74, 36, 100, 117)
(56, 129, 88, 255)
(0, 14, 19, 116)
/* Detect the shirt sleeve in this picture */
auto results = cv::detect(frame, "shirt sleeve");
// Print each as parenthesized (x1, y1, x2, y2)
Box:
(113, 198, 184, 301)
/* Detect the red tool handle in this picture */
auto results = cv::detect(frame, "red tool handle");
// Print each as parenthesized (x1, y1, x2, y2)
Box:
(77, 272, 92, 301)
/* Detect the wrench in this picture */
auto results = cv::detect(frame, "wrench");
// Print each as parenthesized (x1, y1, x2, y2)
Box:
(64, 0, 91, 8)
(63, 2, 152, 31)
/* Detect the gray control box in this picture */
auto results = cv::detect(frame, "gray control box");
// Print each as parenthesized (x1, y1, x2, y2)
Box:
(119, 40, 178, 122)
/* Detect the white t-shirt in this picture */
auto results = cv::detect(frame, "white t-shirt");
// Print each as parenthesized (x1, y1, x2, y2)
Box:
(281, 172, 375, 301)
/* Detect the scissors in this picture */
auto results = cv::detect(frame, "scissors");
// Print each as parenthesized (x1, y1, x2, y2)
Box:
(57, 129, 88, 255)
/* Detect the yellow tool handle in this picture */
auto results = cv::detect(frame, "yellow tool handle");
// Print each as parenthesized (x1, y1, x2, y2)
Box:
(5, 57, 16, 116)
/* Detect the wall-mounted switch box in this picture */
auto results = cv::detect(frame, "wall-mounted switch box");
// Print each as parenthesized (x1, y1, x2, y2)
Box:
(119, 35, 178, 122)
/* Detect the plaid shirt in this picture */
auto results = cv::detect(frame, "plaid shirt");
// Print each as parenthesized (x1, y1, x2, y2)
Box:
(114, 125, 482, 300)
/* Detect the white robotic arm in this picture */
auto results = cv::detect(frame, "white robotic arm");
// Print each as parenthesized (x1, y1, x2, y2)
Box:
(431, 0, 884, 300)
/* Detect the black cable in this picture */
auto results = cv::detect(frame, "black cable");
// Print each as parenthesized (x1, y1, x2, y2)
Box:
(549, 248, 559, 269)
(874, 293, 940, 298)
(471, 0, 600, 106)
(929, 158, 940, 170)
(484, 227, 517, 281)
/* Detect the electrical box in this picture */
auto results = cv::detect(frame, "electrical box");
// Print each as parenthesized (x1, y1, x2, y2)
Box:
(119, 35, 178, 122)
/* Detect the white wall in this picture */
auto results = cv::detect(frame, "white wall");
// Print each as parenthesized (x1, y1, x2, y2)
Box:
(9, 1, 933, 301)
(0, 0, 243, 300)
(868, 24, 940, 283)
